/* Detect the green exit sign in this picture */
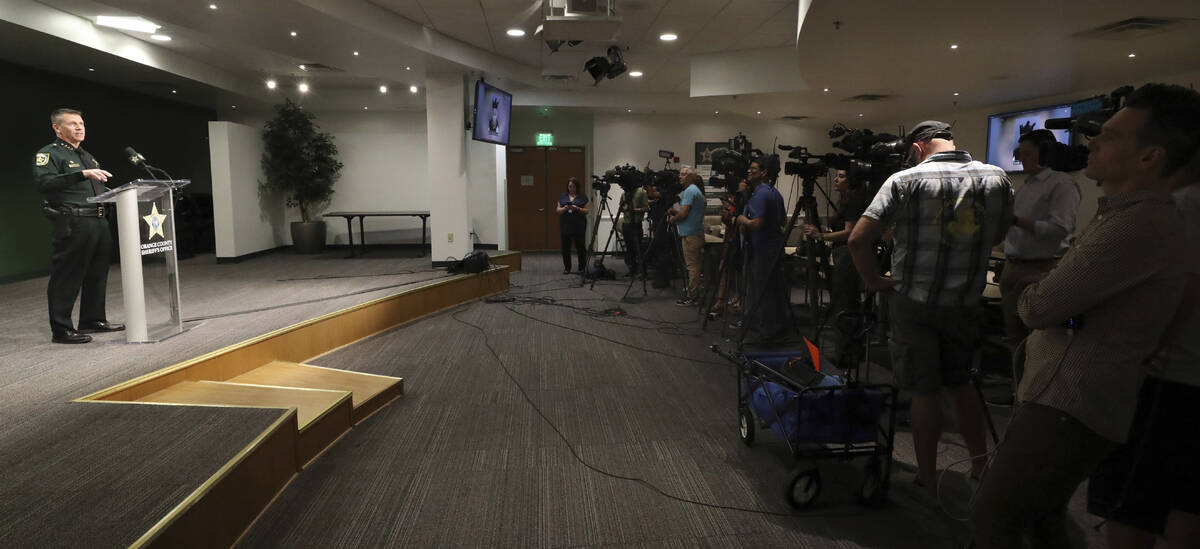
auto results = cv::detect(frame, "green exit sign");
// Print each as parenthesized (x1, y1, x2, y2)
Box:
(535, 132, 554, 146)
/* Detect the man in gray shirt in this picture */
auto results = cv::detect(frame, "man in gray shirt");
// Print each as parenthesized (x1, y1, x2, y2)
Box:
(1001, 129, 1081, 342)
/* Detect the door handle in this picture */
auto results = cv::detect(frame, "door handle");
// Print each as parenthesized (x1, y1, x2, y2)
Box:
(537, 208, 545, 212)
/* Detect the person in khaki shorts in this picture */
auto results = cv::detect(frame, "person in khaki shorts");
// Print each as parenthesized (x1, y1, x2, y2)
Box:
(667, 173, 706, 305)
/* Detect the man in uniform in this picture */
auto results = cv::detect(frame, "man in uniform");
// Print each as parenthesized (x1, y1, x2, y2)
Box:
(34, 108, 124, 344)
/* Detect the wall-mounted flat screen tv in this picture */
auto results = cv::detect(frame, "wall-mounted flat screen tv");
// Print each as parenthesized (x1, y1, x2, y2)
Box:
(985, 105, 1072, 172)
(472, 80, 512, 146)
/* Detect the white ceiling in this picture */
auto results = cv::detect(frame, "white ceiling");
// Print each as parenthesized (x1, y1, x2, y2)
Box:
(4, 0, 1200, 124)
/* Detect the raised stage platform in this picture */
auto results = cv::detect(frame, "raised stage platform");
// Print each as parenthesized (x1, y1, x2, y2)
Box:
(0, 248, 517, 547)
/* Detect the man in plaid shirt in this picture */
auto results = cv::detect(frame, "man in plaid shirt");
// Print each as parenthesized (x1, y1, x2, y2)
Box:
(848, 121, 1014, 499)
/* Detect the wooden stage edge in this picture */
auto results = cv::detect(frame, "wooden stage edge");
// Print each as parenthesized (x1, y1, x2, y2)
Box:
(68, 254, 516, 549)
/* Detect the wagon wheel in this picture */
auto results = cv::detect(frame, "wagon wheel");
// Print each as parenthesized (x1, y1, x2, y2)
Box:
(857, 457, 886, 506)
(786, 468, 821, 509)
(738, 406, 755, 446)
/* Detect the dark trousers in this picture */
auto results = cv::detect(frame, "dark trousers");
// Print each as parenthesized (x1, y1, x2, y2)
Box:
(621, 222, 643, 271)
(560, 232, 586, 271)
(999, 258, 1058, 343)
(970, 403, 1115, 549)
(829, 245, 862, 364)
(745, 244, 789, 337)
(48, 216, 112, 333)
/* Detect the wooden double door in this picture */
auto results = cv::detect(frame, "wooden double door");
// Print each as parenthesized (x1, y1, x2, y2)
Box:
(506, 146, 586, 250)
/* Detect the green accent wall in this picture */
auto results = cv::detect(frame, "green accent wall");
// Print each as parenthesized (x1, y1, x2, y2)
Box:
(0, 60, 216, 282)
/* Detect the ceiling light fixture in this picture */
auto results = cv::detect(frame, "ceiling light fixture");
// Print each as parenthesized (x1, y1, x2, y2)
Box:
(298, 83, 309, 93)
(629, 71, 643, 77)
(714, 111, 719, 114)
(857, 113, 864, 117)
(298, 64, 307, 70)
(231, 105, 237, 109)
(379, 85, 388, 94)
(363, 106, 369, 110)
(405, 66, 411, 71)
(659, 33, 678, 41)
(150, 34, 172, 41)
(171, 90, 177, 94)
(1128, 53, 1136, 58)
(209, 4, 217, 9)
(409, 85, 418, 93)
(353, 51, 359, 56)
(823, 88, 829, 92)
(95, 15, 160, 33)
(756, 111, 761, 114)
(953, 92, 960, 96)
(950, 44, 959, 49)
(289, 31, 297, 37)
(506, 28, 525, 37)
(88, 68, 95, 72)
(626, 108, 631, 112)
(266, 79, 277, 89)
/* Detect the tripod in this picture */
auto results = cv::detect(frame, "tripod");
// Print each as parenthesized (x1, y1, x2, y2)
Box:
(621, 200, 687, 302)
(582, 189, 625, 285)
(698, 189, 748, 332)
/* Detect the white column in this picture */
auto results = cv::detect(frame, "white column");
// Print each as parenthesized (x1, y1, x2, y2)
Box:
(114, 188, 148, 342)
(425, 73, 471, 262)
(494, 145, 508, 250)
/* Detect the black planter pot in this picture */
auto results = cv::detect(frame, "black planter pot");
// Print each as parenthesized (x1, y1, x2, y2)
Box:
(291, 221, 327, 254)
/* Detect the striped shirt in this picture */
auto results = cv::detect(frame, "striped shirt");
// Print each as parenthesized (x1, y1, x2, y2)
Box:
(862, 151, 1014, 306)
(1017, 189, 1186, 443)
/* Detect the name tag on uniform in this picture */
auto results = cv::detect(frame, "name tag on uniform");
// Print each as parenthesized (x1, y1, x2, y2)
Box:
(67, 161, 80, 168)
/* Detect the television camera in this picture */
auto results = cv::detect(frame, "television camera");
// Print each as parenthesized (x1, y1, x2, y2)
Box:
(710, 132, 763, 193)
(1038, 85, 1134, 173)
(592, 163, 645, 197)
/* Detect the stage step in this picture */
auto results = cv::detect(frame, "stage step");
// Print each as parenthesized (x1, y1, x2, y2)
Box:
(228, 361, 404, 423)
(136, 380, 352, 463)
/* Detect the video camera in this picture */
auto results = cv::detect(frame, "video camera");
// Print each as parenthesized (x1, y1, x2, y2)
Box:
(825, 124, 908, 188)
(593, 164, 645, 197)
(1036, 85, 1134, 173)
(710, 132, 763, 193)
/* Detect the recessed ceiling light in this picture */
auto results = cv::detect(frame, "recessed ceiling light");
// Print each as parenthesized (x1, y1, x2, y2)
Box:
(96, 16, 160, 33)
(953, 92, 960, 96)
(506, 28, 525, 37)
(266, 79, 277, 89)
(150, 34, 172, 41)
(298, 64, 307, 71)
(950, 44, 959, 49)
(363, 106, 369, 110)
(171, 89, 177, 94)
(857, 113, 864, 117)
(379, 85, 388, 94)
(289, 31, 297, 37)
(88, 68, 95, 72)
(756, 111, 762, 114)
(209, 4, 217, 9)
(405, 66, 411, 71)
(231, 105, 237, 109)
(1128, 53, 1136, 58)
(353, 51, 359, 56)
(626, 108, 631, 112)
(659, 33, 678, 41)
(409, 85, 419, 93)
(629, 71, 643, 77)
(714, 111, 719, 114)
(298, 83, 310, 93)
(823, 88, 829, 92)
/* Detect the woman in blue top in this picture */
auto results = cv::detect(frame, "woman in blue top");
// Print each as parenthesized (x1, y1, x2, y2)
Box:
(556, 177, 589, 274)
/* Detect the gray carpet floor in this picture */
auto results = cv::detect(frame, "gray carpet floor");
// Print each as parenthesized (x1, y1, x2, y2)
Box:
(236, 253, 1107, 549)
(0, 248, 455, 547)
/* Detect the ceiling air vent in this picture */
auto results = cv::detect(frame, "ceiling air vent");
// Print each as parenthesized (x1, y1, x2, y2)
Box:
(542, 74, 577, 81)
(1073, 17, 1188, 40)
(781, 115, 812, 120)
(845, 94, 890, 102)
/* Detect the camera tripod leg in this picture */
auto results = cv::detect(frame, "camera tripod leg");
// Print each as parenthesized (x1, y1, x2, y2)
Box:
(587, 195, 626, 290)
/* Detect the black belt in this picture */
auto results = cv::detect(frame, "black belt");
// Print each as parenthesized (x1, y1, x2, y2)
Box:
(59, 204, 107, 217)
(1007, 256, 1058, 264)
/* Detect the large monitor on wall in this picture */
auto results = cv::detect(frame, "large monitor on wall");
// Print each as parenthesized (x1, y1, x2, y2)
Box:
(472, 80, 512, 146)
(985, 105, 1072, 172)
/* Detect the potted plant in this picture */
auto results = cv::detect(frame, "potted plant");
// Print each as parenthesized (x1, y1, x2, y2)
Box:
(261, 98, 343, 253)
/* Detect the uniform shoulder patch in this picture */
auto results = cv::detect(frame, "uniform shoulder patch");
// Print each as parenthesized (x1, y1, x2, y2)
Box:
(35, 153, 49, 166)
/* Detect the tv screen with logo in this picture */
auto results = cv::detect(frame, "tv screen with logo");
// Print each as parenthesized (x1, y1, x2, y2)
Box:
(472, 80, 512, 146)
(985, 105, 1072, 172)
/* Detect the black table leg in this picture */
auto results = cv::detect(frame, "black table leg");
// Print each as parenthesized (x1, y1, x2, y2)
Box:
(358, 216, 367, 256)
(421, 216, 428, 257)
(344, 216, 355, 258)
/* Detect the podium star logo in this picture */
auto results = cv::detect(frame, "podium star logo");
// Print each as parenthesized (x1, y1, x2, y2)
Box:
(143, 203, 167, 240)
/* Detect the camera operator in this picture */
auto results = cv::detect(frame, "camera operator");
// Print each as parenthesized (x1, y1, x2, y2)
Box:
(667, 172, 706, 305)
(736, 155, 788, 340)
(804, 168, 870, 365)
(620, 181, 650, 277)
(1001, 129, 1082, 343)
(969, 84, 1195, 549)
(848, 121, 1013, 501)
(1088, 150, 1200, 549)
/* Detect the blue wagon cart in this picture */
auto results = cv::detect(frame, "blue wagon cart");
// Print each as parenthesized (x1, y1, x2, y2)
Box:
(711, 343, 898, 509)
